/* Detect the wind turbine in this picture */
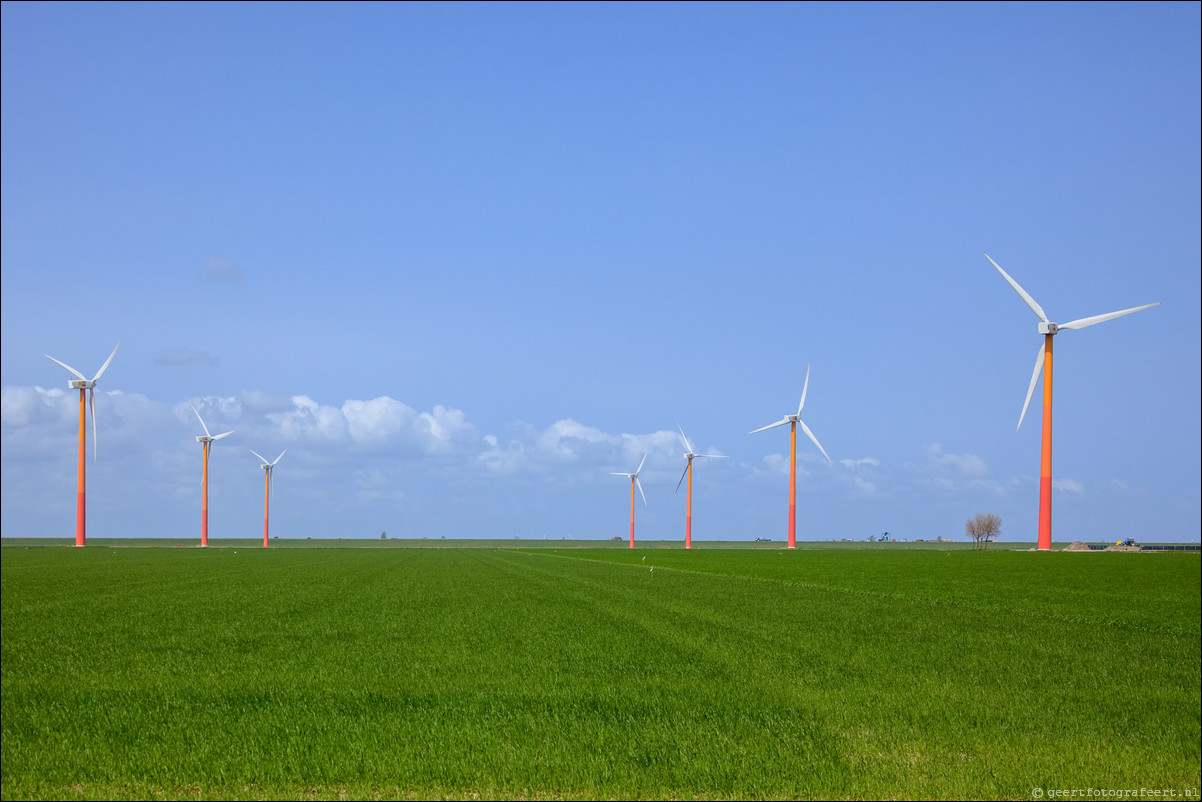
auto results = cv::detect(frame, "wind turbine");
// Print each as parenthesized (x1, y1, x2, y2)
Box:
(190, 404, 234, 547)
(250, 449, 286, 548)
(610, 453, 648, 549)
(985, 252, 1159, 551)
(675, 425, 726, 549)
(44, 340, 121, 546)
(750, 361, 832, 549)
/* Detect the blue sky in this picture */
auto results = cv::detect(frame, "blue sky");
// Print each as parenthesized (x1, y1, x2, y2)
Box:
(3, 1, 1199, 544)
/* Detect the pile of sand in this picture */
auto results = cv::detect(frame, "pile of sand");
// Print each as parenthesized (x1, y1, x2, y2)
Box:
(1063, 541, 1093, 551)
(1105, 544, 1142, 552)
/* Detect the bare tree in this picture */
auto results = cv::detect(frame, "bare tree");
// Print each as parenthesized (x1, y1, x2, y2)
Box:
(965, 513, 1002, 549)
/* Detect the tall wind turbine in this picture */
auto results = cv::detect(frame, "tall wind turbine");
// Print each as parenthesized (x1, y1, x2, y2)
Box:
(985, 253, 1159, 551)
(610, 453, 648, 549)
(250, 449, 286, 548)
(44, 341, 121, 546)
(750, 361, 832, 549)
(190, 404, 234, 547)
(675, 426, 726, 549)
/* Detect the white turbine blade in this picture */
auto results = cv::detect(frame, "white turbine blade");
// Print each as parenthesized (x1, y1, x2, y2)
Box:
(190, 404, 212, 438)
(985, 253, 1049, 323)
(91, 340, 122, 381)
(610, 472, 631, 477)
(749, 418, 790, 434)
(44, 355, 87, 381)
(89, 388, 98, 461)
(635, 452, 647, 476)
(677, 424, 694, 456)
(636, 476, 647, 506)
(1017, 342, 1045, 432)
(675, 461, 690, 493)
(798, 361, 811, 415)
(250, 449, 269, 465)
(697, 453, 728, 460)
(1059, 302, 1160, 331)
(212, 430, 234, 441)
(272, 449, 287, 466)
(798, 420, 832, 464)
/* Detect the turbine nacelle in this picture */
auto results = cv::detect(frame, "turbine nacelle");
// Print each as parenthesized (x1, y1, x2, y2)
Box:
(251, 449, 286, 470)
(675, 425, 726, 492)
(45, 340, 122, 461)
(1038, 321, 1059, 335)
(610, 453, 647, 505)
(190, 404, 234, 443)
(749, 361, 832, 464)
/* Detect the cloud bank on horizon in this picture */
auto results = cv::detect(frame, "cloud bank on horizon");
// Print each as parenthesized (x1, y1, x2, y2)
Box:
(0, 382, 1150, 543)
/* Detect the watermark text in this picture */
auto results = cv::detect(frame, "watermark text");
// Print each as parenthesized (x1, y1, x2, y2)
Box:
(1033, 789, 1198, 800)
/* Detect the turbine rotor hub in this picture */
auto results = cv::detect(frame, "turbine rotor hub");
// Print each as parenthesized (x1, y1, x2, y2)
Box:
(1038, 321, 1059, 335)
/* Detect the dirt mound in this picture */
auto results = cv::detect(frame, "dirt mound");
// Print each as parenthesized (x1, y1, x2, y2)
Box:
(1105, 544, 1142, 552)
(1063, 541, 1093, 551)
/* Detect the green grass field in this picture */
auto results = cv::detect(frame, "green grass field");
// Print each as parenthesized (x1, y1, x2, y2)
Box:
(2, 543, 1198, 800)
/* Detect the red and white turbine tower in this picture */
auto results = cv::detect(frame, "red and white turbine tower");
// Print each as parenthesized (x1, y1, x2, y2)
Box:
(675, 425, 725, 550)
(750, 361, 832, 549)
(985, 253, 1159, 551)
(611, 453, 648, 549)
(190, 404, 234, 547)
(250, 450, 286, 548)
(44, 341, 121, 546)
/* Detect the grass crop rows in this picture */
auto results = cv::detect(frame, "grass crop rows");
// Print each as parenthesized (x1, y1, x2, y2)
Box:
(2, 545, 1198, 800)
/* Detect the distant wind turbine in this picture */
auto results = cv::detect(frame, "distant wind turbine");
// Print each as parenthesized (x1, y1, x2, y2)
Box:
(985, 252, 1159, 551)
(610, 453, 648, 549)
(191, 404, 234, 547)
(675, 425, 726, 549)
(44, 340, 121, 546)
(250, 449, 286, 548)
(750, 361, 832, 549)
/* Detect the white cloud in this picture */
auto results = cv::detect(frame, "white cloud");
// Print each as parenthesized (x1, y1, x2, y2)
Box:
(853, 476, 877, 495)
(420, 405, 471, 445)
(269, 395, 348, 443)
(2, 386, 65, 428)
(343, 396, 415, 444)
(618, 430, 680, 464)
(1053, 478, 1085, 493)
(925, 443, 989, 478)
(840, 457, 880, 470)
(479, 434, 528, 475)
(763, 453, 790, 475)
(1, 388, 737, 537)
(478, 421, 689, 478)
(537, 418, 615, 461)
(251, 395, 478, 455)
